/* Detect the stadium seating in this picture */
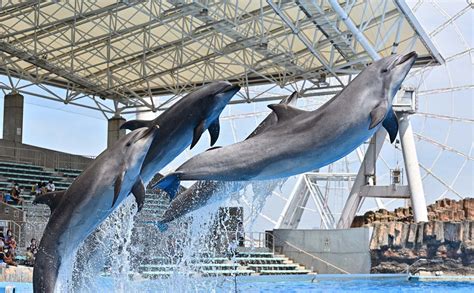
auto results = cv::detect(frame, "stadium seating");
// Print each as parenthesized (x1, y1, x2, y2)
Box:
(0, 161, 78, 208)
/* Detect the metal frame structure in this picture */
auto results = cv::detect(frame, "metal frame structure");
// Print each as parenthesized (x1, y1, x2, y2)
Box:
(1, 0, 441, 119)
(0, 1, 451, 229)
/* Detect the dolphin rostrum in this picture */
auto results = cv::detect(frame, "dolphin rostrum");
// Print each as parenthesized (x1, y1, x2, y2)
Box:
(33, 125, 159, 293)
(156, 92, 299, 229)
(156, 52, 418, 198)
(121, 81, 240, 186)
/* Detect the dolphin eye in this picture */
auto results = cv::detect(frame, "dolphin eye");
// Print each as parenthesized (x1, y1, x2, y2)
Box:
(381, 68, 388, 73)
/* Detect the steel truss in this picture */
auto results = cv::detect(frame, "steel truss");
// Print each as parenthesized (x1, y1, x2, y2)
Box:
(0, 0, 441, 118)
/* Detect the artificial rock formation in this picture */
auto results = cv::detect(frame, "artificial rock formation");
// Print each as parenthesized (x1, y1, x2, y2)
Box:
(352, 198, 474, 227)
(361, 198, 474, 274)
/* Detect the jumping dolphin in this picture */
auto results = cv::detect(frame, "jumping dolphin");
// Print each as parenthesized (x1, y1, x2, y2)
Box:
(156, 52, 418, 198)
(120, 81, 240, 186)
(33, 125, 159, 293)
(156, 92, 299, 229)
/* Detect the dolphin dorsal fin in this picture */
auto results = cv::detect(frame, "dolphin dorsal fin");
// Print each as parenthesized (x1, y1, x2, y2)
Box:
(33, 190, 66, 212)
(282, 91, 299, 106)
(208, 118, 220, 146)
(267, 104, 305, 122)
(120, 119, 151, 131)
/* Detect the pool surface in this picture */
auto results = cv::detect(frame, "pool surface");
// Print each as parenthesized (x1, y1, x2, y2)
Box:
(1, 274, 474, 292)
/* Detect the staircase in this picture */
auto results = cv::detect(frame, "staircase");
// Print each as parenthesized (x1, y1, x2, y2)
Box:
(138, 250, 312, 278)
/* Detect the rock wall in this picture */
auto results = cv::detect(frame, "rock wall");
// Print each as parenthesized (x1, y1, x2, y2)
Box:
(352, 198, 474, 227)
(354, 198, 474, 274)
(370, 221, 473, 274)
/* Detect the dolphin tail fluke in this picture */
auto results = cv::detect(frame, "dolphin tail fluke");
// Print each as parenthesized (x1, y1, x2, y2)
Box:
(33, 190, 66, 212)
(154, 222, 169, 232)
(120, 119, 150, 131)
(154, 172, 182, 200)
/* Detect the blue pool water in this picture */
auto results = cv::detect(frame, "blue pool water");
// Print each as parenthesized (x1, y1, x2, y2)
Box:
(1, 274, 473, 292)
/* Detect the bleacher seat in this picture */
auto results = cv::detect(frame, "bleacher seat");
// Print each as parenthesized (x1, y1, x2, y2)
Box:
(0, 161, 84, 208)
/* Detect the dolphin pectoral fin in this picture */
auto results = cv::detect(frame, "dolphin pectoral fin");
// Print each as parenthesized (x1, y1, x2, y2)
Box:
(191, 120, 206, 149)
(382, 109, 399, 143)
(369, 101, 388, 129)
(33, 190, 66, 212)
(113, 173, 124, 208)
(268, 104, 305, 122)
(131, 179, 146, 212)
(153, 172, 182, 200)
(120, 119, 150, 131)
(208, 119, 220, 146)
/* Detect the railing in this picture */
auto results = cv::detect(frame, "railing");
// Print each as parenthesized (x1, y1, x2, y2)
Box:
(226, 230, 350, 274)
(7, 220, 22, 247)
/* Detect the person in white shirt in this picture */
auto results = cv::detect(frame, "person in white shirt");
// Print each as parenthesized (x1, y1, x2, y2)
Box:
(46, 180, 55, 192)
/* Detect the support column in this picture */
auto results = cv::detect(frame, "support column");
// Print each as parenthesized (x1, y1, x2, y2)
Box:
(398, 114, 428, 222)
(2, 91, 24, 143)
(337, 129, 387, 229)
(107, 116, 126, 148)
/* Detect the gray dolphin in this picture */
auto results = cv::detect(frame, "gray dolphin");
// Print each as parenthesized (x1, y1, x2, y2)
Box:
(156, 52, 418, 198)
(156, 92, 299, 229)
(120, 81, 240, 186)
(32, 125, 159, 293)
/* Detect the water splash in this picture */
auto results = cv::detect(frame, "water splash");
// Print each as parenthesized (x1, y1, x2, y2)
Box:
(63, 177, 284, 292)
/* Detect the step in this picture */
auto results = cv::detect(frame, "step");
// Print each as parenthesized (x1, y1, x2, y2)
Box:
(237, 251, 274, 257)
(259, 269, 311, 275)
(201, 269, 254, 276)
(234, 257, 287, 264)
(247, 264, 299, 269)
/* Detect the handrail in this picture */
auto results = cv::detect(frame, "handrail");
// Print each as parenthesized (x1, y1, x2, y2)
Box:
(280, 239, 350, 274)
(228, 230, 350, 274)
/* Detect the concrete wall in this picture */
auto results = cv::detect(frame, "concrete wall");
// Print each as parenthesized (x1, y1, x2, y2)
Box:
(2, 92, 24, 143)
(272, 228, 371, 274)
(0, 139, 93, 170)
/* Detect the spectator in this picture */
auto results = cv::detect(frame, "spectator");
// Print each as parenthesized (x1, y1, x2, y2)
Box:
(35, 181, 42, 196)
(3, 250, 17, 266)
(11, 191, 23, 206)
(4, 229, 12, 243)
(25, 247, 35, 266)
(41, 182, 48, 194)
(237, 221, 245, 247)
(46, 180, 56, 192)
(10, 183, 20, 198)
(0, 237, 4, 249)
(0, 250, 5, 268)
(6, 236, 17, 256)
(30, 238, 38, 252)
(0, 192, 3, 202)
